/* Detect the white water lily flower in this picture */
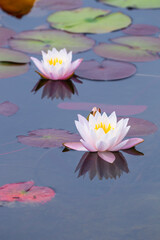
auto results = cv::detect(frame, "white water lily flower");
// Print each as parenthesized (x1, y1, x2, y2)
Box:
(64, 110, 144, 163)
(31, 48, 83, 80)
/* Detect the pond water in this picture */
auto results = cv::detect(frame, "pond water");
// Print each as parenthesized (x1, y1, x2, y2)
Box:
(0, 0, 160, 239)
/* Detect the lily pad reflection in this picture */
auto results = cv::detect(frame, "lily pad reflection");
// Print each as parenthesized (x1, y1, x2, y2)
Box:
(31, 77, 82, 100)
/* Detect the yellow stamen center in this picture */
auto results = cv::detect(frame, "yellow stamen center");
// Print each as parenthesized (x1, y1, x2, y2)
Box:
(95, 122, 112, 134)
(48, 58, 63, 66)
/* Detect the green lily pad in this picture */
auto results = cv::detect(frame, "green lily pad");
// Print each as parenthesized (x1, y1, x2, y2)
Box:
(0, 48, 29, 78)
(0, 48, 30, 63)
(99, 0, 160, 9)
(9, 29, 95, 54)
(94, 36, 160, 62)
(47, 7, 131, 34)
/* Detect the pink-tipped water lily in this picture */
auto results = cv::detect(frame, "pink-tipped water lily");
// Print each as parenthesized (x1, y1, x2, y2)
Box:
(31, 48, 83, 80)
(64, 108, 144, 163)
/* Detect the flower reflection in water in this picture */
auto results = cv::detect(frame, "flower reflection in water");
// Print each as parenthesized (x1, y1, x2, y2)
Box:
(75, 149, 143, 180)
(31, 77, 82, 100)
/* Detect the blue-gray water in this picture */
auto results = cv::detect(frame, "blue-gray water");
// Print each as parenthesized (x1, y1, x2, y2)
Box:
(0, 0, 160, 239)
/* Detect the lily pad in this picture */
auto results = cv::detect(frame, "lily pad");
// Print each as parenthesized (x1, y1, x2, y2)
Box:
(0, 48, 29, 79)
(0, 48, 30, 63)
(0, 63, 29, 79)
(0, 101, 19, 116)
(94, 37, 160, 62)
(58, 102, 147, 116)
(9, 29, 95, 54)
(17, 129, 80, 148)
(125, 117, 158, 137)
(0, 181, 55, 204)
(98, 0, 160, 9)
(122, 24, 160, 36)
(0, 27, 15, 46)
(36, 0, 82, 11)
(75, 60, 136, 81)
(47, 7, 131, 34)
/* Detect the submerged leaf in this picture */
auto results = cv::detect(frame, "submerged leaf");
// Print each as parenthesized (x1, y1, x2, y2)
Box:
(75, 60, 136, 81)
(48, 7, 131, 34)
(17, 129, 80, 148)
(9, 29, 95, 54)
(0, 101, 19, 116)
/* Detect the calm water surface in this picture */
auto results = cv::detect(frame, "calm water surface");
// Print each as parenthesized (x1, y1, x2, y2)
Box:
(0, 0, 160, 239)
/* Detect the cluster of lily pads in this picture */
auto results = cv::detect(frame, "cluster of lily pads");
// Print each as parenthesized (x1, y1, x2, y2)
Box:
(0, 0, 159, 203)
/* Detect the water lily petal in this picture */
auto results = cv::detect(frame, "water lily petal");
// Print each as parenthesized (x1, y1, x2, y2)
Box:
(31, 57, 47, 77)
(120, 138, 144, 150)
(80, 139, 97, 152)
(98, 152, 115, 163)
(63, 142, 87, 151)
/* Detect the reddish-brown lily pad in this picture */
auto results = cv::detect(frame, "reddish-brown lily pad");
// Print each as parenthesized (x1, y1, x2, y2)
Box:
(75, 60, 136, 81)
(0, 101, 19, 116)
(35, 0, 82, 11)
(123, 24, 160, 36)
(58, 102, 147, 116)
(0, 181, 55, 204)
(125, 117, 158, 137)
(9, 29, 95, 54)
(94, 39, 160, 62)
(0, 27, 15, 46)
(17, 129, 80, 148)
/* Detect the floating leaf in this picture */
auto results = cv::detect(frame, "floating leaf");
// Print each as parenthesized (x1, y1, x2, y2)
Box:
(58, 102, 147, 116)
(9, 29, 95, 54)
(0, 0, 36, 18)
(123, 24, 160, 36)
(0, 181, 55, 204)
(75, 60, 136, 81)
(17, 129, 80, 148)
(0, 27, 15, 46)
(125, 117, 158, 137)
(0, 101, 19, 116)
(112, 36, 160, 52)
(94, 39, 160, 62)
(48, 7, 131, 34)
(0, 48, 29, 78)
(35, 0, 82, 11)
(98, 0, 160, 9)
(0, 48, 30, 63)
